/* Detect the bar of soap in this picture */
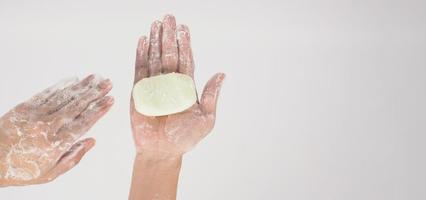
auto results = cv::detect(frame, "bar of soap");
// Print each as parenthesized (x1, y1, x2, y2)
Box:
(132, 73, 197, 116)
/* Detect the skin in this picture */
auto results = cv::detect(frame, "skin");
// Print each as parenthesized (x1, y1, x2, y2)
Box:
(129, 15, 225, 200)
(0, 75, 114, 186)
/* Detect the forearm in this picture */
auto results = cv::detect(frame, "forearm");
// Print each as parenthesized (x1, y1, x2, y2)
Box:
(129, 151, 183, 200)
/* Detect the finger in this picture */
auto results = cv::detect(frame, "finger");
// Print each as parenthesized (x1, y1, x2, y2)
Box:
(43, 74, 95, 113)
(134, 36, 150, 83)
(40, 138, 95, 183)
(148, 20, 162, 76)
(200, 73, 226, 114)
(58, 96, 114, 144)
(177, 24, 194, 78)
(50, 77, 112, 131)
(161, 14, 178, 73)
(27, 77, 79, 107)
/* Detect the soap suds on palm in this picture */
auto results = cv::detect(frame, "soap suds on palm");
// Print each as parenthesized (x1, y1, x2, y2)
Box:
(133, 73, 197, 116)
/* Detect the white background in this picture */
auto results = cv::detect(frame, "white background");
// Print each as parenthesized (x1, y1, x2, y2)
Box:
(0, 0, 425, 199)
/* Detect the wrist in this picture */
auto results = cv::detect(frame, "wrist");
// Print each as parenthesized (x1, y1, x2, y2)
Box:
(133, 151, 183, 176)
(130, 151, 182, 200)
(135, 150, 183, 163)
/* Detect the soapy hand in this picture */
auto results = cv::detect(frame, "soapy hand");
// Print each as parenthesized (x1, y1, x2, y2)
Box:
(0, 75, 113, 186)
(130, 15, 225, 156)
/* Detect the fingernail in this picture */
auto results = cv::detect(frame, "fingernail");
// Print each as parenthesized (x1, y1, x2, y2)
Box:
(163, 14, 176, 24)
(163, 14, 175, 19)
(80, 74, 95, 87)
(100, 96, 114, 105)
(84, 139, 96, 151)
(151, 20, 162, 29)
(86, 74, 95, 81)
(138, 36, 148, 50)
(177, 24, 189, 39)
(218, 73, 226, 81)
(106, 96, 115, 105)
(98, 79, 112, 89)
(139, 35, 147, 41)
(96, 96, 114, 108)
(177, 24, 188, 30)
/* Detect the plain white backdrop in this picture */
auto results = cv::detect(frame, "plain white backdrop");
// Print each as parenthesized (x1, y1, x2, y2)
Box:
(0, 0, 425, 199)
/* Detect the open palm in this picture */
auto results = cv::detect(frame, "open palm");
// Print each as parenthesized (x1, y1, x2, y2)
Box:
(130, 15, 225, 155)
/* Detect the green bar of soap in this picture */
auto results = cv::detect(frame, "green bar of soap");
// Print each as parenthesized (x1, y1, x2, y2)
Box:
(132, 73, 197, 116)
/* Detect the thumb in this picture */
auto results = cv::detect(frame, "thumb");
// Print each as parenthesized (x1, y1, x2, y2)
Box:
(39, 138, 95, 183)
(200, 73, 226, 114)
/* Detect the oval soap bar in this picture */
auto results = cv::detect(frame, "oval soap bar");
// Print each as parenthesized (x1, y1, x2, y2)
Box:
(132, 73, 197, 116)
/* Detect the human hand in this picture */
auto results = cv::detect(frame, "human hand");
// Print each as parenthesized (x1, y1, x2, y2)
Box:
(130, 15, 225, 156)
(0, 75, 113, 186)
